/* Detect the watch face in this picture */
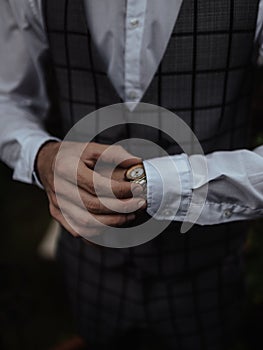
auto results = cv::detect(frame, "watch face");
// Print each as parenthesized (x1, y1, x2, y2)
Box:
(125, 164, 145, 180)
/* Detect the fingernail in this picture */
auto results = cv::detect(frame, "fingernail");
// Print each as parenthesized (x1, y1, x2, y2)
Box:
(137, 200, 146, 209)
(127, 214, 136, 221)
(132, 185, 143, 196)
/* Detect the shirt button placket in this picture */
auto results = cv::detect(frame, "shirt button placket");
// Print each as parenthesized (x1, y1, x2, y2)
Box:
(130, 18, 139, 28)
(125, 0, 147, 104)
(128, 91, 138, 100)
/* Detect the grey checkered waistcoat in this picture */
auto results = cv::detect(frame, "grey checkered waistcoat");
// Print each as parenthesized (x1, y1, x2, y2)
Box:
(43, 0, 259, 349)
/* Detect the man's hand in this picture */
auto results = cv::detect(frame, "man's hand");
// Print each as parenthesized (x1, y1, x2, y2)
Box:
(36, 141, 146, 238)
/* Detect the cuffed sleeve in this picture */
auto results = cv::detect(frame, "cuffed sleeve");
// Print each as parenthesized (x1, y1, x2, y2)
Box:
(12, 132, 60, 186)
(143, 154, 193, 220)
(144, 147, 263, 225)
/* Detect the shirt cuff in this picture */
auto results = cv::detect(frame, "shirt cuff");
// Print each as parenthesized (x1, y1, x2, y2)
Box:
(12, 133, 60, 189)
(143, 154, 193, 220)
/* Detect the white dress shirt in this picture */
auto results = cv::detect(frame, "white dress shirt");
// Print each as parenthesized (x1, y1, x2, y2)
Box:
(0, 0, 263, 225)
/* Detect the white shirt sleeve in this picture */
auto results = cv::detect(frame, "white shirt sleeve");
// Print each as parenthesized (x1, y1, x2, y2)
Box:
(143, 146, 263, 225)
(143, 1, 263, 225)
(0, 0, 59, 187)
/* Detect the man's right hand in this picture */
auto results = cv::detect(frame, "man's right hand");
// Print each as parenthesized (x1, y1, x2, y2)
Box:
(35, 141, 146, 238)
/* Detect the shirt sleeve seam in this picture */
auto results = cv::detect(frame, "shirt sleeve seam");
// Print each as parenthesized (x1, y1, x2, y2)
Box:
(202, 200, 263, 212)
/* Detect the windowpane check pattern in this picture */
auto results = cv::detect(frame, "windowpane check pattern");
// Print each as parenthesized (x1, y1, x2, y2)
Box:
(43, 0, 259, 348)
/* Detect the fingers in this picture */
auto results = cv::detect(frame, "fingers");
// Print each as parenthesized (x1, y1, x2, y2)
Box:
(47, 141, 145, 239)
(78, 162, 143, 199)
(48, 201, 79, 238)
(55, 178, 146, 214)
(98, 165, 126, 181)
(83, 143, 142, 168)
(56, 158, 143, 199)
(50, 194, 136, 229)
(49, 203, 99, 238)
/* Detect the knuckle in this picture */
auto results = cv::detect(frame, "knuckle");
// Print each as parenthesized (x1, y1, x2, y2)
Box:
(95, 199, 103, 213)
(87, 143, 100, 159)
(76, 167, 85, 185)
(88, 182, 96, 196)
(85, 142, 93, 153)
(92, 150, 100, 159)
(85, 199, 98, 213)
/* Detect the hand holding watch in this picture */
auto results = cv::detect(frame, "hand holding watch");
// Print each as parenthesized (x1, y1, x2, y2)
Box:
(125, 163, 147, 193)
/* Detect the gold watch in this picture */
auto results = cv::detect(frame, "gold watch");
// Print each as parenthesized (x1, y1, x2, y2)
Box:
(125, 164, 147, 191)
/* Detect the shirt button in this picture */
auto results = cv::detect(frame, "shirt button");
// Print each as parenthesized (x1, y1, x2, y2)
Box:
(130, 18, 139, 28)
(128, 91, 138, 100)
(224, 209, 233, 219)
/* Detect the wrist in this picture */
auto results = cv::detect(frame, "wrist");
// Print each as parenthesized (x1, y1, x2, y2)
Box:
(34, 141, 61, 186)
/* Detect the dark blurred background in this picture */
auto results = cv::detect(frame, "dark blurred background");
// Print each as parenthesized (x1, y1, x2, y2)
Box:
(0, 68, 263, 350)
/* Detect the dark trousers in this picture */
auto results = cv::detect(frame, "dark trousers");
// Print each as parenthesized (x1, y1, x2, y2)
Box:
(57, 223, 247, 349)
